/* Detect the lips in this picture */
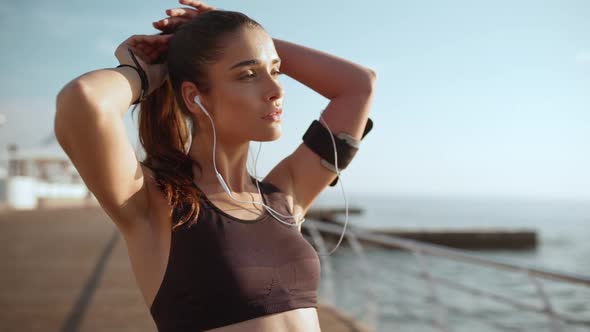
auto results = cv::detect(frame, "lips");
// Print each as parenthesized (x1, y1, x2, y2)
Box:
(262, 109, 283, 119)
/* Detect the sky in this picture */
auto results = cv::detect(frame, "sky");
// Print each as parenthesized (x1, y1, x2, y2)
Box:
(0, 0, 589, 201)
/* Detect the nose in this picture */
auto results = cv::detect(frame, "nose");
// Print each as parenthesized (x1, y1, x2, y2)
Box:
(264, 73, 283, 105)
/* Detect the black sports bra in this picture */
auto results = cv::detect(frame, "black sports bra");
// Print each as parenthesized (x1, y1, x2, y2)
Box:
(149, 177, 321, 331)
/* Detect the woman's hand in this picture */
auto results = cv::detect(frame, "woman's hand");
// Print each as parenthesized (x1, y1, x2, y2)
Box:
(114, 34, 173, 96)
(114, 1, 216, 98)
(153, 0, 216, 32)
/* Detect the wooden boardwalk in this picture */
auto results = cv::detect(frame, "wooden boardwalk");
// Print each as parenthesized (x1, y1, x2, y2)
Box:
(0, 204, 371, 332)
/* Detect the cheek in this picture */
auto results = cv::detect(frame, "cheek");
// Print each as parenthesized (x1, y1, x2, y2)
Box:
(212, 81, 266, 126)
(214, 95, 255, 129)
(219, 83, 257, 101)
(222, 84, 261, 110)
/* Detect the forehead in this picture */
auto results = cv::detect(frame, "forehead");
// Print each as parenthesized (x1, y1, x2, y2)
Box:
(218, 28, 278, 66)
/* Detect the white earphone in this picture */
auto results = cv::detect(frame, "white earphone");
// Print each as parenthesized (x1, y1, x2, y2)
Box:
(192, 95, 349, 256)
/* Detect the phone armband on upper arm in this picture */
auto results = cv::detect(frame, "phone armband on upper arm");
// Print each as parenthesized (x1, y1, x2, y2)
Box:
(302, 117, 373, 186)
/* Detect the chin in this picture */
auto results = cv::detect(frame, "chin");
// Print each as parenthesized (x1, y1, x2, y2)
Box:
(255, 129, 282, 142)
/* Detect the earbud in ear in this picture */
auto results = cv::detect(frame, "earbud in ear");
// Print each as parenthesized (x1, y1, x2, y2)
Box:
(193, 95, 210, 116)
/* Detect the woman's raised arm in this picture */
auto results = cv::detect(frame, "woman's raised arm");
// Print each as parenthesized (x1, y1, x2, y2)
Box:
(53, 34, 171, 232)
(265, 38, 376, 214)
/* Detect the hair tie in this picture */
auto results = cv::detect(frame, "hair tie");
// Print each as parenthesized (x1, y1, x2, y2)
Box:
(116, 48, 150, 105)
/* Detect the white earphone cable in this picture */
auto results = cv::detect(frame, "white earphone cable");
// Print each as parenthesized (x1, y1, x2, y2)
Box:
(194, 96, 349, 256)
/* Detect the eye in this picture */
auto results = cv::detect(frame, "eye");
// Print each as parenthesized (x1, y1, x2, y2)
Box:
(240, 71, 256, 80)
(239, 69, 282, 80)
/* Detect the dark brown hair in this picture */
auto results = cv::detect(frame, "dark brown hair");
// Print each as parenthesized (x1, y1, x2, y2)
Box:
(133, 10, 263, 231)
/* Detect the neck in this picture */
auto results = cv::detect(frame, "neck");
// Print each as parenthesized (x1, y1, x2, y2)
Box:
(188, 130, 254, 194)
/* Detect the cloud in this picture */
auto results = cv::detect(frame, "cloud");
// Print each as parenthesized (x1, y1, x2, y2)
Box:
(575, 51, 590, 66)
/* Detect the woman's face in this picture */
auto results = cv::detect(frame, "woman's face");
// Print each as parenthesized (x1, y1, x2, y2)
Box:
(201, 27, 284, 144)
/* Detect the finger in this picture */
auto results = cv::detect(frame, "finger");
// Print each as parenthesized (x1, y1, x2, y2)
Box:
(136, 44, 149, 53)
(145, 40, 170, 52)
(129, 42, 166, 55)
(152, 21, 183, 32)
(153, 16, 190, 30)
(145, 50, 161, 62)
(165, 7, 198, 18)
(142, 44, 168, 63)
(179, 0, 216, 11)
(128, 34, 173, 46)
(126, 37, 171, 56)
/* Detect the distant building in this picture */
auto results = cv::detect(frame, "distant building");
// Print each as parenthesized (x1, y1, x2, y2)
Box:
(1, 135, 93, 210)
(4, 143, 82, 183)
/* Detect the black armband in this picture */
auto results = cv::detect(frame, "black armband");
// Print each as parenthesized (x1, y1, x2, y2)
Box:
(302, 117, 373, 186)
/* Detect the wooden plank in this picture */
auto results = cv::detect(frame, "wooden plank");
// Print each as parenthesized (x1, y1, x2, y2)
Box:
(0, 205, 371, 332)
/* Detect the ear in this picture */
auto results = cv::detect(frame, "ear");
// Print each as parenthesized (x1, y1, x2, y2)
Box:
(181, 81, 203, 115)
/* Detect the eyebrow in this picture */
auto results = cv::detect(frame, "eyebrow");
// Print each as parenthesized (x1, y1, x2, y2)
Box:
(229, 58, 281, 70)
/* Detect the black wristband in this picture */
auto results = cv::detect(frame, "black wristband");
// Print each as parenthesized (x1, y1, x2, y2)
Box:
(116, 64, 142, 105)
(116, 47, 149, 105)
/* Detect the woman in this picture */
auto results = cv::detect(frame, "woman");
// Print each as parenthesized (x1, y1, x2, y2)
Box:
(54, 0, 375, 331)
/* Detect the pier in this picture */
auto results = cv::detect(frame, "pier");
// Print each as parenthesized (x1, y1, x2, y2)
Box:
(306, 207, 538, 250)
(0, 203, 370, 332)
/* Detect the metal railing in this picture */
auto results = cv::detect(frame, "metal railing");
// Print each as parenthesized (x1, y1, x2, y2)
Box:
(303, 219, 590, 332)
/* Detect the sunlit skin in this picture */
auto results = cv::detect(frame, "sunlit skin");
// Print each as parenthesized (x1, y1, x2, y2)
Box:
(54, 1, 372, 330)
(181, 27, 284, 196)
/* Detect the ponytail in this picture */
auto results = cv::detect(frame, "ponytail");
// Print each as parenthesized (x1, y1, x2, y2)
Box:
(132, 10, 264, 231)
(134, 79, 203, 231)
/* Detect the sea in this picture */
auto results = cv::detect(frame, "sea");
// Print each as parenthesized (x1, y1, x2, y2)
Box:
(310, 193, 590, 332)
(2, 177, 588, 331)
